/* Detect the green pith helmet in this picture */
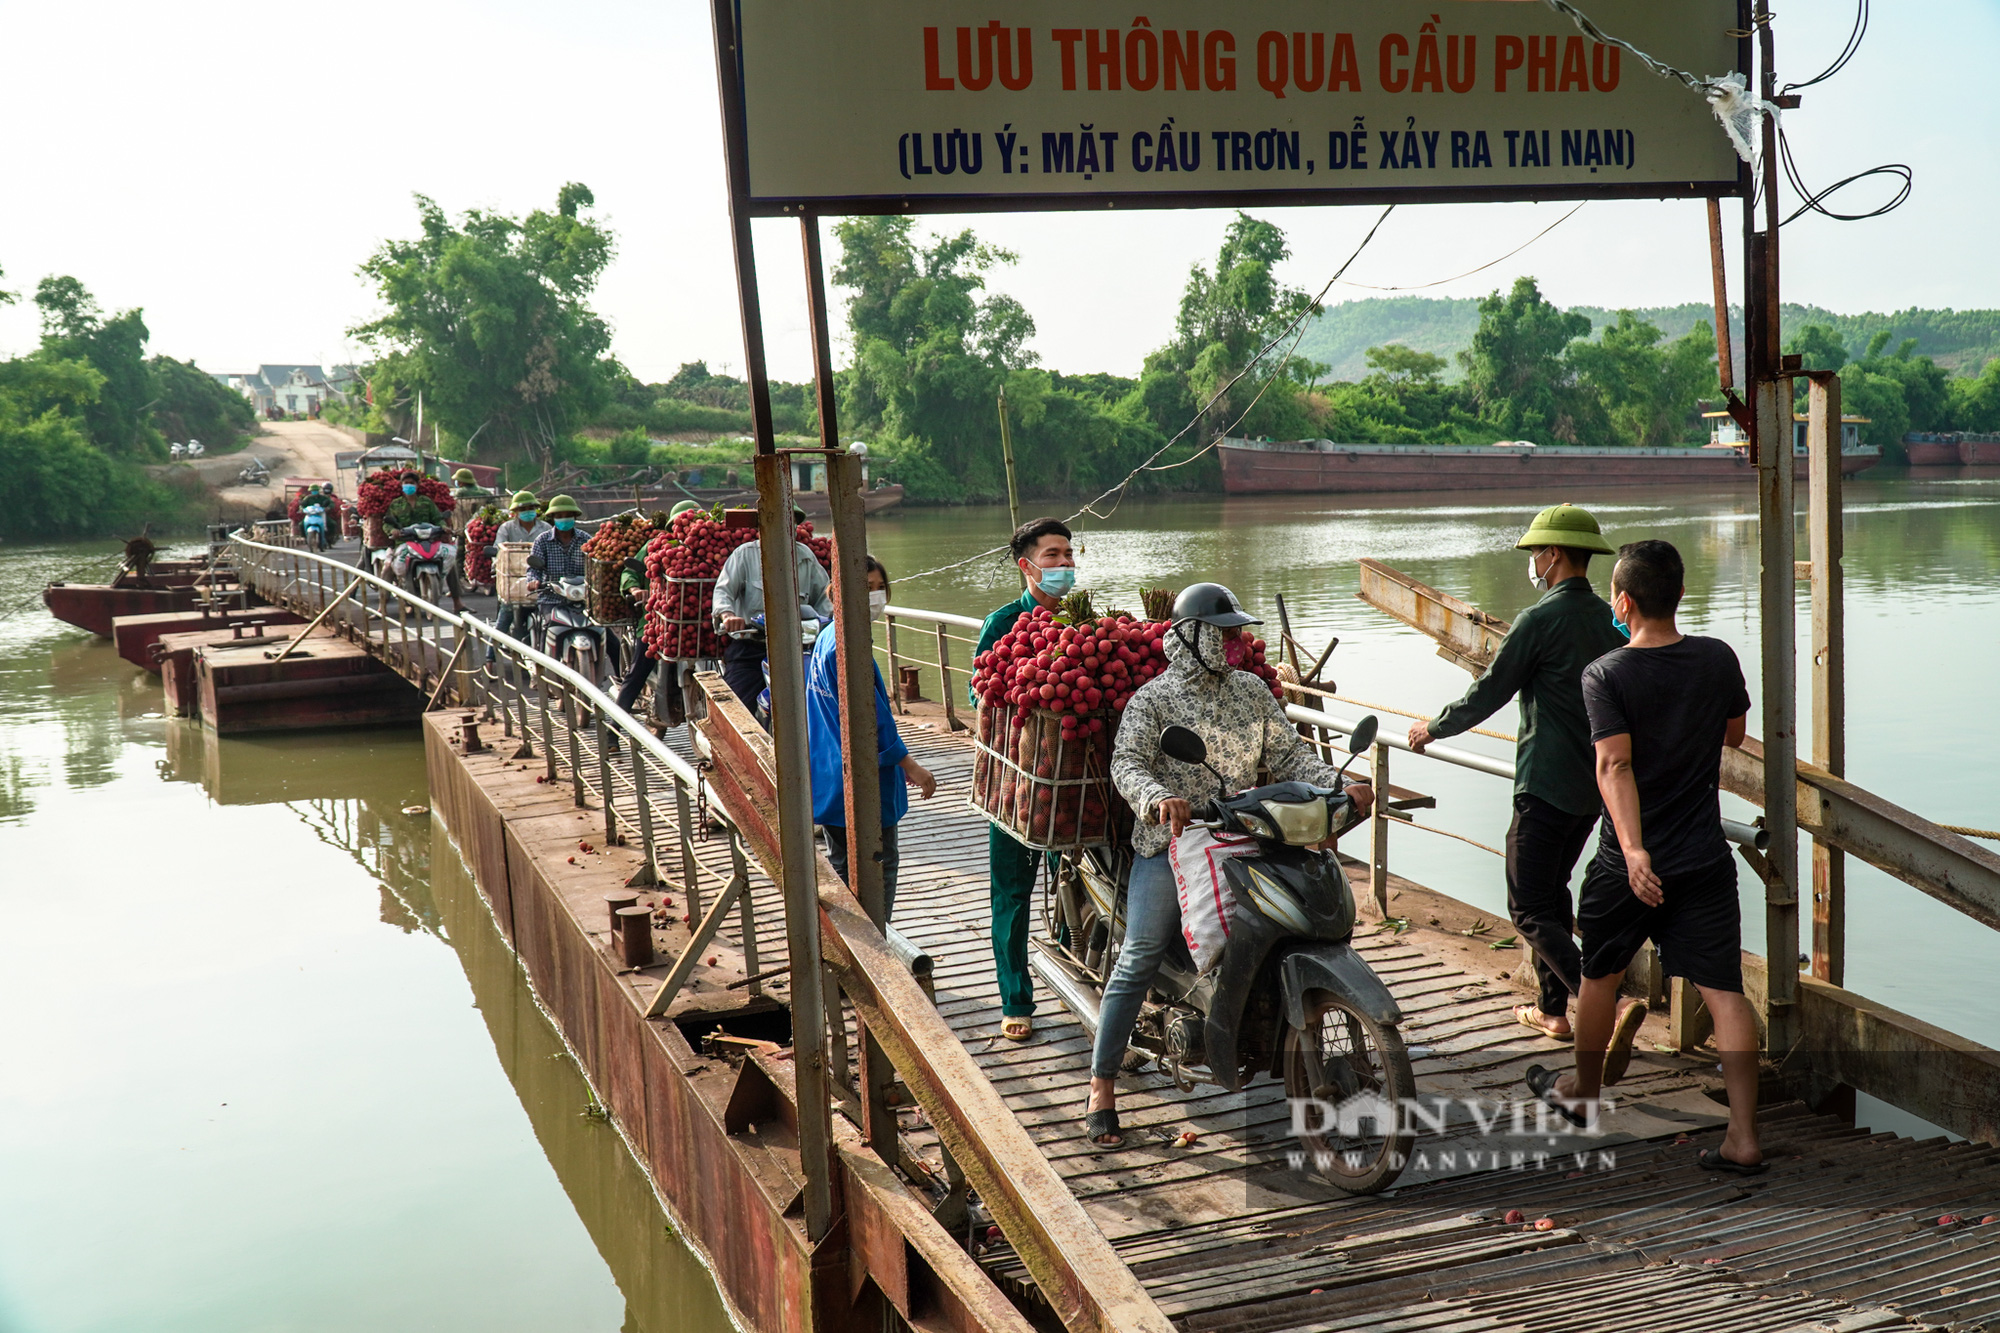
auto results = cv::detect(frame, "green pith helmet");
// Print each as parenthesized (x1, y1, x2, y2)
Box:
(509, 490, 540, 511)
(1516, 503, 1615, 554)
(544, 494, 584, 519)
(669, 499, 700, 520)
(453, 467, 475, 483)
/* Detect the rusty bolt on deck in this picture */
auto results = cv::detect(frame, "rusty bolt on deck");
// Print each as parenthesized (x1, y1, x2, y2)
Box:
(459, 713, 485, 753)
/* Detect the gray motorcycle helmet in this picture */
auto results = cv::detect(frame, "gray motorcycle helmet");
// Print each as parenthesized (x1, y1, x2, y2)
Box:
(1171, 582, 1262, 629)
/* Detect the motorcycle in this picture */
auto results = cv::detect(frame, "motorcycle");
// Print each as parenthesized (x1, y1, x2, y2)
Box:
(752, 604, 827, 728)
(531, 561, 608, 685)
(185, 438, 205, 458)
(1029, 714, 1417, 1195)
(389, 523, 453, 607)
(300, 504, 330, 552)
(240, 460, 271, 486)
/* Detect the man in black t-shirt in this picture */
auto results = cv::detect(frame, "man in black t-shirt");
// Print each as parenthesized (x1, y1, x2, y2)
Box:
(1525, 540, 1766, 1176)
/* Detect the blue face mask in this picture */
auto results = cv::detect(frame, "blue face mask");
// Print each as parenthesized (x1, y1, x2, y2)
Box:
(1030, 562, 1075, 598)
(519, 510, 537, 523)
(554, 518, 576, 533)
(401, 483, 418, 496)
(1611, 603, 1632, 639)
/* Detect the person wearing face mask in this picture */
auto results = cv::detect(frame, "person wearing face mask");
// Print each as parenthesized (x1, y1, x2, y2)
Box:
(489, 492, 551, 653)
(525, 495, 590, 650)
(804, 556, 936, 917)
(381, 469, 466, 613)
(1408, 503, 1639, 1053)
(1084, 583, 1374, 1147)
(971, 517, 1076, 1040)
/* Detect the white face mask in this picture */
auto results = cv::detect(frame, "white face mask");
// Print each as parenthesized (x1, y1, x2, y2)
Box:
(867, 589, 889, 620)
(1527, 550, 1551, 593)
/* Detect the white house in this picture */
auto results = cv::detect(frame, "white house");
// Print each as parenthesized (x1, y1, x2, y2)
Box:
(212, 364, 360, 417)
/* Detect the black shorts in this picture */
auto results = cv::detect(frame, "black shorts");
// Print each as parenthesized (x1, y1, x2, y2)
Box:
(1578, 852, 1743, 993)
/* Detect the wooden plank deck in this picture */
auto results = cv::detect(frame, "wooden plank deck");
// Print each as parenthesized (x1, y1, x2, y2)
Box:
(247, 543, 2000, 1333)
(605, 709, 1999, 1333)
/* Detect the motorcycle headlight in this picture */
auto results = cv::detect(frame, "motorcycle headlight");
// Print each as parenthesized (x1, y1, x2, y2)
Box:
(1261, 798, 1330, 846)
(1235, 812, 1275, 839)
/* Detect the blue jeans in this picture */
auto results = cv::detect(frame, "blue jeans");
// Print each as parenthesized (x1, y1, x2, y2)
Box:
(1091, 852, 1181, 1079)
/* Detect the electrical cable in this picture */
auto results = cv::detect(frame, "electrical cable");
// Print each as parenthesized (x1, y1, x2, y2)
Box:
(1330, 203, 1586, 292)
(1777, 127, 1910, 225)
(893, 206, 1399, 584)
(1781, 0, 1868, 93)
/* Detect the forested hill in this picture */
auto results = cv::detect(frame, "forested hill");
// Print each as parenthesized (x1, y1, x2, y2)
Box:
(1298, 296, 2000, 383)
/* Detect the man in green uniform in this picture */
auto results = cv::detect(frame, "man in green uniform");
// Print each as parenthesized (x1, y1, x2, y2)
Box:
(1409, 504, 1643, 1065)
(381, 470, 465, 613)
(971, 517, 1074, 1041)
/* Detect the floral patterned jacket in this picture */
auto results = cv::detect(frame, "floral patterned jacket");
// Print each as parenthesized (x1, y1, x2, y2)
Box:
(1110, 621, 1346, 859)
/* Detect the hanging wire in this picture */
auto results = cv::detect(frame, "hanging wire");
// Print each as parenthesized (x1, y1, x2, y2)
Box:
(1332, 202, 1586, 292)
(1781, 0, 1869, 93)
(893, 206, 1399, 584)
(1777, 128, 1910, 225)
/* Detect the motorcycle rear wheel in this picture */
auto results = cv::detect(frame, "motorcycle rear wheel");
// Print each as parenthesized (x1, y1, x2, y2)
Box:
(1283, 990, 1416, 1195)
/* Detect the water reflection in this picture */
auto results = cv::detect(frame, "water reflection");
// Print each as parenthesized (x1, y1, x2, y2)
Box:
(154, 716, 729, 1333)
(431, 823, 736, 1333)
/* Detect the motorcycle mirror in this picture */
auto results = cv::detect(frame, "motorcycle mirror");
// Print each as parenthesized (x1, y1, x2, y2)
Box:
(1348, 714, 1379, 754)
(1160, 725, 1208, 765)
(526, 554, 546, 571)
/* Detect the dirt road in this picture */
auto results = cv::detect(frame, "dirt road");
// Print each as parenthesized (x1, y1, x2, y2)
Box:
(208, 421, 357, 514)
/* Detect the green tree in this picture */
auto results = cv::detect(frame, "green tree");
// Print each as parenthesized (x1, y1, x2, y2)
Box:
(351, 184, 620, 465)
(147, 356, 256, 451)
(1459, 278, 1592, 442)
(1947, 356, 2000, 432)
(1853, 331, 1950, 434)
(34, 276, 163, 459)
(1569, 313, 1716, 447)
(1135, 214, 1319, 445)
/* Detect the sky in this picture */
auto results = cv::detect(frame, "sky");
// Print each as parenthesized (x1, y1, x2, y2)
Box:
(0, 0, 1992, 385)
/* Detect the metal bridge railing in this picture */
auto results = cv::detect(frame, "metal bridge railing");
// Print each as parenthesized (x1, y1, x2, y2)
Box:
(228, 534, 766, 1016)
(877, 603, 983, 732)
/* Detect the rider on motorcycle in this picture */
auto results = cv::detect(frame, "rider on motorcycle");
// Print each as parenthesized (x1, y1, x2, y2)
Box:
(382, 470, 465, 613)
(1086, 583, 1374, 1147)
(525, 495, 589, 655)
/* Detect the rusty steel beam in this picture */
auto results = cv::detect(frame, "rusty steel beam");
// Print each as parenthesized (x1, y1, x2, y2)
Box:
(1797, 976, 2000, 1147)
(1721, 739, 2000, 933)
(1355, 558, 1508, 673)
(695, 678, 1175, 1333)
(814, 887, 1176, 1333)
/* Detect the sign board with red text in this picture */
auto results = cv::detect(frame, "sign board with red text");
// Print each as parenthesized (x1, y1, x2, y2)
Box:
(723, 0, 1748, 215)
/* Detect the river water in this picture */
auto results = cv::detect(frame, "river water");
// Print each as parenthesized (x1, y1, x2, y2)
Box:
(1, 475, 1996, 1327)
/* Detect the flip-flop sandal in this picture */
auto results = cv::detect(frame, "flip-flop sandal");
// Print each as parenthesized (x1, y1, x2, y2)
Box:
(1515, 1005, 1574, 1042)
(1083, 1108, 1124, 1148)
(1696, 1147, 1768, 1176)
(1524, 1063, 1590, 1129)
(1601, 1000, 1650, 1086)
(1001, 1017, 1033, 1041)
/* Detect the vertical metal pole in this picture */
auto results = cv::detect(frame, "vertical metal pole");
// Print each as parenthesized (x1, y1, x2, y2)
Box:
(1807, 375, 1845, 986)
(632, 744, 660, 886)
(1706, 198, 1735, 391)
(714, 0, 829, 1243)
(935, 622, 961, 732)
(824, 447, 896, 1162)
(753, 451, 835, 1241)
(735, 836, 761, 996)
(801, 215, 842, 454)
(596, 715, 617, 846)
(1756, 374, 1799, 1050)
(997, 387, 1022, 543)
(884, 613, 906, 714)
(568, 685, 587, 809)
(675, 778, 704, 920)
(1754, 0, 1798, 1054)
(539, 672, 558, 786)
(1368, 740, 1390, 918)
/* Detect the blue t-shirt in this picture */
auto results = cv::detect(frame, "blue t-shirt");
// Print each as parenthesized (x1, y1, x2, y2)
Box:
(806, 627, 910, 828)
